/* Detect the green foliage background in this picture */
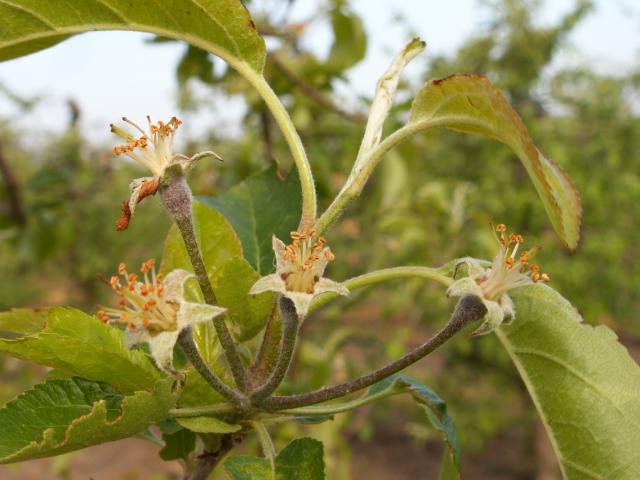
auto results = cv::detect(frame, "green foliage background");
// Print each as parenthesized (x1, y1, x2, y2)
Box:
(0, 0, 638, 477)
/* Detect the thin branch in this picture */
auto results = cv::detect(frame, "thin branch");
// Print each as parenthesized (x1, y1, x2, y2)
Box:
(268, 52, 365, 123)
(249, 301, 282, 387)
(260, 295, 487, 410)
(186, 432, 244, 480)
(0, 139, 26, 226)
(177, 329, 249, 410)
(159, 168, 248, 393)
(250, 297, 300, 404)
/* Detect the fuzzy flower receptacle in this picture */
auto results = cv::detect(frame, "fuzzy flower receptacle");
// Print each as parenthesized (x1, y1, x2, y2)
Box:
(249, 229, 349, 318)
(110, 116, 220, 230)
(98, 259, 225, 373)
(446, 224, 549, 336)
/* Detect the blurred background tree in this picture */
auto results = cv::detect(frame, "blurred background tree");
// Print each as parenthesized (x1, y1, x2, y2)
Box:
(0, 0, 638, 478)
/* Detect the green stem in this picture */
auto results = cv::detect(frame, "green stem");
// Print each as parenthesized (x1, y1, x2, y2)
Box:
(315, 120, 435, 236)
(250, 297, 300, 404)
(170, 403, 237, 418)
(249, 421, 277, 478)
(310, 265, 453, 313)
(237, 63, 317, 231)
(261, 294, 486, 411)
(159, 168, 248, 393)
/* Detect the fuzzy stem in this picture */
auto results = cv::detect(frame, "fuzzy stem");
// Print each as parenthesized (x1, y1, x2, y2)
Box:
(309, 266, 453, 314)
(260, 294, 486, 410)
(249, 301, 283, 387)
(159, 167, 248, 392)
(250, 297, 300, 404)
(178, 329, 249, 410)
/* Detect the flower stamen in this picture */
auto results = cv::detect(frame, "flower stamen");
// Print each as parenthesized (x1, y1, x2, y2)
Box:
(98, 259, 179, 334)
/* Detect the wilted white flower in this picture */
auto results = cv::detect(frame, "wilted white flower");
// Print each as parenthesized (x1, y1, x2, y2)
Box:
(98, 259, 225, 372)
(249, 229, 349, 318)
(110, 116, 220, 230)
(447, 224, 549, 336)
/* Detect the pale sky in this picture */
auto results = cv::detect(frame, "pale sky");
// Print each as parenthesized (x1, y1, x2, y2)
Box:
(0, 0, 638, 143)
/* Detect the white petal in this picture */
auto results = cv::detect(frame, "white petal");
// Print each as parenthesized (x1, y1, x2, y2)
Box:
(147, 330, 181, 372)
(177, 301, 226, 331)
(446, 277, 483, 299)
(163, 269, 195, 302)
(314, 277, 349, 297)
(249, 274, 286, 296)
(272, 236, 288, 272)
(128, 177, 155, 217)
(470, 300, 505, 337)
(283, 291, 314, 318)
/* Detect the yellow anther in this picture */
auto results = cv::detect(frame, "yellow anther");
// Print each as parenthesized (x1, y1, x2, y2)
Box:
(118, 263, 127, 275)
(141, 259, 156, 273)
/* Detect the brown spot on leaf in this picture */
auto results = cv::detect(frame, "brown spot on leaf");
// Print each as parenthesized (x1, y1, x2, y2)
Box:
(431, 73, 481, 86)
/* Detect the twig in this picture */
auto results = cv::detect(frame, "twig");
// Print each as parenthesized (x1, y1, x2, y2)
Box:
(261, 295, 486, 410)
(249, 301, 282, 387)
(186, 432, 244, 480)
(0, 139, 26, 226)
(159, 167, 248, 393)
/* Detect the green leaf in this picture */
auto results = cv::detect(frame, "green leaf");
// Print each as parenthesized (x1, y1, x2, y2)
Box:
(497, 284, 640, 479)
(367, 374, 461, 473)
(178, 369, 225, 408)
(0, 378, 175, 464)
(200, 166, 301, 275)
(0, 308, 162, 392)
(0, 0, 265, 74)
(326, 6, 367, 73)
(161, 200, 243, 285)
(225, 455, 271, 480)
(215, 257, 274, 342)
(177, 416, 241, 434)
(159, 428, 196, 461)
(224, 437, 324, 480)
(409, 74, 582, 250)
